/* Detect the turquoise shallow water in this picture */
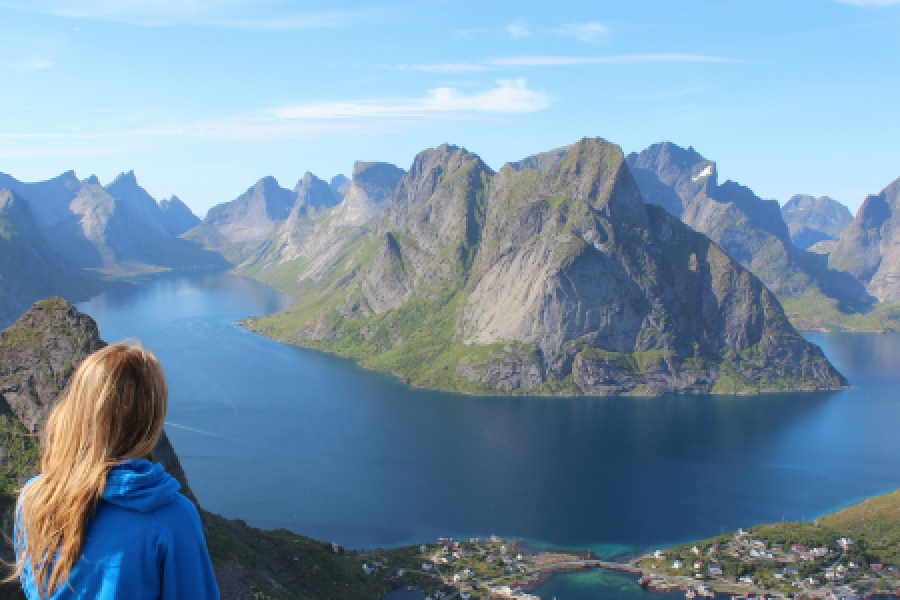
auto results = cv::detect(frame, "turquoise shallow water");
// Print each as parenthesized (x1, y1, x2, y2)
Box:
(78, 272, 900, 597)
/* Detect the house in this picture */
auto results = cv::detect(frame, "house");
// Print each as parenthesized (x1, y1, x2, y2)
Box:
(771, 544, 784, 552)
(422, 563, 433, 570)
(694, 561, 704, 570)
(654, 550, 667, 560)
(709, 545, 722, 554)
(791, 544, 808, 552)
(739, 528, 751, 536)
(785, 567, 799, 576)
(807, 577, 820, 586)
(739, 575, 755, 585)
(813, 547, 829, 557)
(673, 560, 685, 569)
(362, 564, 375, 574)
(838, 538, 854, 548)
(730, 551, 741, 559)
(708, 564, 723, 576)
(871, 563, 884, 570)
(774, 572, 785, 580)
(692, 546, 702, 555)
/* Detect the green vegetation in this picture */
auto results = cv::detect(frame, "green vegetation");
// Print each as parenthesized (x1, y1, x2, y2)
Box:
(780, 287, 900, 332)
(201, 511, 451, 599)
(642, 487, 900, 595)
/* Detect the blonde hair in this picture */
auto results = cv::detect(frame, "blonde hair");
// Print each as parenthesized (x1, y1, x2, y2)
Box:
(9, 342, 168, 598)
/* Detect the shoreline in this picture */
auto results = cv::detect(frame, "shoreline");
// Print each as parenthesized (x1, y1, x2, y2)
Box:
(239, 320, 849, 399)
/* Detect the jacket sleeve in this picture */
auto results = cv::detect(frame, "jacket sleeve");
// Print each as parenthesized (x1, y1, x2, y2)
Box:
(160, 496, 220, 600)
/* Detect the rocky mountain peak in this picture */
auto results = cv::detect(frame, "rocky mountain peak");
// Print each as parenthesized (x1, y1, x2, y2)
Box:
(82, 174, 101, 185)
(352, 161, 405, 188)
(329, 174, 350, 199)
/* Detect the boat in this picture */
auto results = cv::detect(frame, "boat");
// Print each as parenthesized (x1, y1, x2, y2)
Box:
(686, 588, 698, 599)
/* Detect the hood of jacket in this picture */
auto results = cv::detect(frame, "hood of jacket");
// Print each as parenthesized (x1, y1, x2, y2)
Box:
(101, 459, 181, 513)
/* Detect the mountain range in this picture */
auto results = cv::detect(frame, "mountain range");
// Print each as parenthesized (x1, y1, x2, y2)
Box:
(3, 135, 898, 343)
(242, 138, 845, 395)
(0, 170, 223, 328)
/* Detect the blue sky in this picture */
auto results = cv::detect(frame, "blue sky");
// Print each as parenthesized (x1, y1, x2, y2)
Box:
(0, 0, 897, 217)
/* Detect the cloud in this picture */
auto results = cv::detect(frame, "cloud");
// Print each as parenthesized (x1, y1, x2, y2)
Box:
(274, 79, 548, 119)
(0, 0, 392, 29)
(836, 0, 900, 5)
(505, 19, 531, 39)
(385, 54, 738, 73)
(13, 57, 55, 71)
(0, 79, 550, 145)
(392, 63, 490, 73)
(488, 54, 739, 67)
(553, 22, 609, 42)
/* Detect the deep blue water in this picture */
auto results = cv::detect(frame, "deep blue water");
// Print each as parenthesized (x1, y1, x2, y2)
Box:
(77, 272, 900, 597)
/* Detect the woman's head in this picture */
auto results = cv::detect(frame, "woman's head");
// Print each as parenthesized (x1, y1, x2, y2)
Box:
(12, 342, 168, 597)
(43, 342, 168, 467)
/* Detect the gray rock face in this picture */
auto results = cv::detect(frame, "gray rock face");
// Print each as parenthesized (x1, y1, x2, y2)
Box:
(625, 142, 871, 305)
(782, 194, 853, 250)
(329, 174, 350, 199)
(292, 172, 339, 219)
(829, 177, 900, 301)
(205, 176, 297, 244)
(0, 298, 196, 502)
(0, 190, 97, 329)
(159, 195, 201, 236)
(261, 138, 846, 395)
(334, 162, 405, 226)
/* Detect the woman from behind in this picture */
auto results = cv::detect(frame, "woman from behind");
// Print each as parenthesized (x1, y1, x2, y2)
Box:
(8, 342, 219, 599)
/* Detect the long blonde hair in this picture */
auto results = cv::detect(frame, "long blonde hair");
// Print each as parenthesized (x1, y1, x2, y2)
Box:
(10, 342, 168, 597)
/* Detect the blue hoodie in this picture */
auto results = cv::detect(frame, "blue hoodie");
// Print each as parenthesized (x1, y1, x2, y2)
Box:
(17, 459, 220, 600)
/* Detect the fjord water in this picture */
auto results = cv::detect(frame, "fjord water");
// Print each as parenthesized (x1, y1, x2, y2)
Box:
(78, 274, 900, 555)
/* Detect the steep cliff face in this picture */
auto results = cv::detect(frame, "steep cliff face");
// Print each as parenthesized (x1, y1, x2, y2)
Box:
(333, 162, 405, 226)
(0, 191, 98, 329)
(159, 195, 201, 236)
(782, 194, 853, 250)
(625, 142, 874, 332)
(247, 138, 846, 395)
(829, 177, 900, 302)
(0, 298, 195, 502)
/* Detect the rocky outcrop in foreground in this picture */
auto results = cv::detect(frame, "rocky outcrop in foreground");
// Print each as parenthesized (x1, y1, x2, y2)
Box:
(0, 298, 194, 501)
(247, 138, 847, 396)
(0, 299, 423, 600)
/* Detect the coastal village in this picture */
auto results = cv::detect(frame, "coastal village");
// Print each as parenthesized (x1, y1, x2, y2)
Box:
(370, 519, 900, 600)
(636, 523, 898, 600)
(361, 536, 600, 599)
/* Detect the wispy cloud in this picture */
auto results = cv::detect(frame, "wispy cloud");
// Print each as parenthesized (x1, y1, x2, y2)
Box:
(488, 54, 739, 67)
(274, 79, 548, 118)
(553, 22, 609, 43)
(393, 63, 490, 73)
(0, 79, 550, 145)
(505, 19, 531, 39)
(836, 0, 900, 5)
(0, 0, 394, 29)
(12, 57, 55, 71)
(386, 54, 739, 72)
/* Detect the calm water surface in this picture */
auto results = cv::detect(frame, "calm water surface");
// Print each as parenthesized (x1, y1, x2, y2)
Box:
(78, 273, 900, 595)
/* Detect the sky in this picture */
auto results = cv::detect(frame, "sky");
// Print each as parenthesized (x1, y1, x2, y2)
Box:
(0, 0, 897, 218)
